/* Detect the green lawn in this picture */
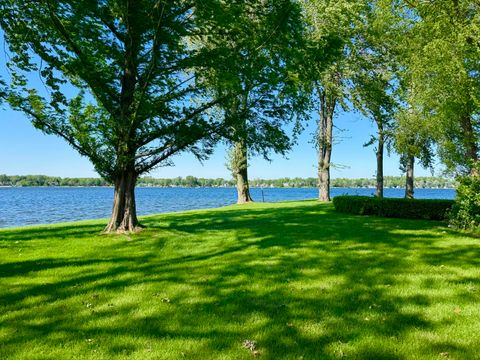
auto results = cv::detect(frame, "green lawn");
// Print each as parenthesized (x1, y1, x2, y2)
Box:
(1, 201, 480, 359)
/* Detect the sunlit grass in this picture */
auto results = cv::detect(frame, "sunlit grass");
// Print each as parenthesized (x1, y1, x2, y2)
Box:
(1, 201, 480, 359)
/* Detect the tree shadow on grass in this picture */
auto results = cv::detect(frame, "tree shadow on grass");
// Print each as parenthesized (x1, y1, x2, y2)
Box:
(1, 202, 479, 359)
(0, 223, 105, 242)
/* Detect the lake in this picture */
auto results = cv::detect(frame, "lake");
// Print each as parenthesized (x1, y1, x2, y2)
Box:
(0, 187, 456, 229)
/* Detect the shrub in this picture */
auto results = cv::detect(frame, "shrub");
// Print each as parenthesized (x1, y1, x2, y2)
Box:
(449, 176, 480, 230)
(333, 196, 454, 221)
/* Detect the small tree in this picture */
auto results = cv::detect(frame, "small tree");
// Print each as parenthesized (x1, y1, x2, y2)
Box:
(351, 69, 396, 198)
(394, 106, 434, 199)
(449, 174, 480, 230)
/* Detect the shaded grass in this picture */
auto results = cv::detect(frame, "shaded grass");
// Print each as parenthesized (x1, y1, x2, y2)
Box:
(1, 200, 480, 359)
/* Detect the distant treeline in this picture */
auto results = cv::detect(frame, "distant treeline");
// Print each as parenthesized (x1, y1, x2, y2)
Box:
(0, 174, 456, 189)
(0, 175, 110, 187)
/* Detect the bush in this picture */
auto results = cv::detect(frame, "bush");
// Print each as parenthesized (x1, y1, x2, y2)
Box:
(333, 196, 454, 221)
(449, 176, 480, 230)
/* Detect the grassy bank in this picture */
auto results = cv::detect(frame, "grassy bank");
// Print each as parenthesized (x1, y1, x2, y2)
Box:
(1, 201, 480, 359)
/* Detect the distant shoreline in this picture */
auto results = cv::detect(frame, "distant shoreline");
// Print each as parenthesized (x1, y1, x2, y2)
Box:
(0, 174, 457, 189)
(0, 185, 456, 190)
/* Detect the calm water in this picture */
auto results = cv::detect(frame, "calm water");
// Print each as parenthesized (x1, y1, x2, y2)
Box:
(0, 187, 456, 229)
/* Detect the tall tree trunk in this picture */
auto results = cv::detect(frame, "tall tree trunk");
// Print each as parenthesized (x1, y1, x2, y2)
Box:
(461, 115, 479, 176)
(318, 88, 335, 202)
(376, 122, 384, 198)
(104, 3, 141, 233)
(104, 169, 140, 233)
(233, 140, 253, 204)
(405, 155, 414, 199)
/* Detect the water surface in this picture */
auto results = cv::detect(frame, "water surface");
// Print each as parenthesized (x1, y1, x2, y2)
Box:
(0, 187, 455, 228)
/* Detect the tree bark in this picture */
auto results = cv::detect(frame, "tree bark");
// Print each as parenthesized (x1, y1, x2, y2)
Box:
(104, 169, 141, 233)
(103, 3, 141, 233)
(405, 155, 414, 199)
(376, 122, 384, 198)
(233, 140, 253, 204)
(318, 89, 335, 202)
(461, 115, 479, 176)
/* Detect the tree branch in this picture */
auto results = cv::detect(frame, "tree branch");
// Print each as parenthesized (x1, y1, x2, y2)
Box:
(43, 0, 117, 115)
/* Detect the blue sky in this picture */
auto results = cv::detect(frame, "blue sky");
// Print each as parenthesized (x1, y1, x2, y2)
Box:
(0, 103, 437, 179)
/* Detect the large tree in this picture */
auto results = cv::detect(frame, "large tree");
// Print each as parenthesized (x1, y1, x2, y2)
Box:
(396, 0, 480, 176)
(301, 0, 374, 202)
(349, 5, 398, 198)
(0, 0, 275, 232)
(200, 0, 307, 204)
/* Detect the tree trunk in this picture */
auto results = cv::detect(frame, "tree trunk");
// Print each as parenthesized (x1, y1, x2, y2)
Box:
(104, 169, 141, 233)
(405, 155, 414, 199)
(318, 158, 331, 202)
(233, 140, 253, 204)
(104, 3, 141, 234)
(376, 123, 384, 198)
(461, 115, 479, 176)
(318, 89, 335, 202)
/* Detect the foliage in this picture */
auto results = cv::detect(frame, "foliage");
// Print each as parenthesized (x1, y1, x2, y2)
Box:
(0, 175, 109, 187)
(349, 0, 398, 134)
(300, 0, 363, 93)
(333, 195, 454, 220)
(393, 99, 435, 171)
(0, 174, 457, 189)
(449, 176, 480, 230)
(302, 0, 399, 131)
(0, 174, 456, 189)
(199, 0, 308, 160)
(392, 0, 480, 175)
(0, 0, 310, 230)
(0, 1, 229, 179)
(1, 201, 480, 359)
(300, 0, 365, 148)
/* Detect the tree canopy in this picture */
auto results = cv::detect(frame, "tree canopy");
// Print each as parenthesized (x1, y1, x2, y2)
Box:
(0, 0, 306, 231)
(1, 0, 479, 230)
(393, 0, 480, 175)
(196, 0, 309, 203)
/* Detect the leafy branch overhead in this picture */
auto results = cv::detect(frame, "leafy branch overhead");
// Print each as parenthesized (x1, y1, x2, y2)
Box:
(197, 0, 310, 160)
(0, 0, 242, 180)
(0, 0, 313, 231)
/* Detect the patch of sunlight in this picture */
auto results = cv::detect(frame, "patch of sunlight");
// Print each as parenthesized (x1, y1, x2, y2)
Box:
(298, 320, 328, 339)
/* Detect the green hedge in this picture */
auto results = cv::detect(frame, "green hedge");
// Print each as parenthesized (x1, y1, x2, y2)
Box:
(332, 196, 454, 221)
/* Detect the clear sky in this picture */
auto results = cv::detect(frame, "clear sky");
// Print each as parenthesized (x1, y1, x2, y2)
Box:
(0, 42, 438, 180)
(0, 103, 439, 179)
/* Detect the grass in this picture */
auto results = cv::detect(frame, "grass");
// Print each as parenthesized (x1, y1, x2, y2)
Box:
(1, 200, 480, 359)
